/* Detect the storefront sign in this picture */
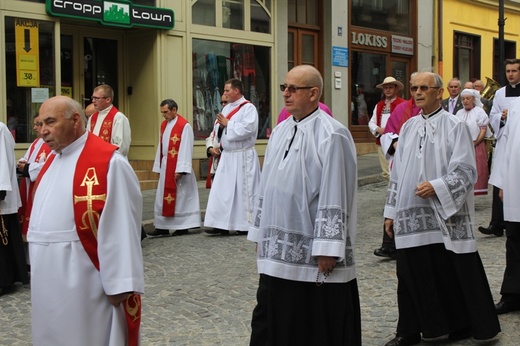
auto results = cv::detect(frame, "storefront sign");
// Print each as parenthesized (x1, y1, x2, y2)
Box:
(351, 31, 388, 48)
(332, 46, 349, 67)
(46, 0, 174, 30)
(391, 35, 414, 55)
(15, 18, 40, 87)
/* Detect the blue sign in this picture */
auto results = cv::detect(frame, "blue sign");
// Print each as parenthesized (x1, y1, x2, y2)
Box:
(332, 46, 348, 67)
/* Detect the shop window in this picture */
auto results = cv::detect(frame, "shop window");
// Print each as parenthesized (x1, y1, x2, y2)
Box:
(350, 51, 386, 126)
(4, 17, 55, 143)
(192, 39, 271, 140)
(453, 32, 480, 84)
(192, 0, 271, 33)
(351, 0, 411, 35)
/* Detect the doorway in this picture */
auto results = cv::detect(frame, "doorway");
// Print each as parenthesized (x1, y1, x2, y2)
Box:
(60, 27, 122, 109)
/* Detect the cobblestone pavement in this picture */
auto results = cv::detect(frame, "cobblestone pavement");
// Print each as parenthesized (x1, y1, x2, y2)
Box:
(0, 181, 517, 345)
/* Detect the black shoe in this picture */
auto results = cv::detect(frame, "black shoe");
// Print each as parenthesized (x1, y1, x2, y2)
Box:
(172, 229, 189, 236)
(236, 231, 248, 235)
(448, 327, 472, 341)
(478, 225, 504, 236)
(147, 228, 170, 236)
(385, 335, 421, 346)
(141, 226, 147, 241)
(205, 228, 230, 235)
(374, 246, 397, 259)
(495, 300, 520, 315)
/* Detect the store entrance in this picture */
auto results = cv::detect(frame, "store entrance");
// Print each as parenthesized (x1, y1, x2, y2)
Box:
(60, 27, 122, 109)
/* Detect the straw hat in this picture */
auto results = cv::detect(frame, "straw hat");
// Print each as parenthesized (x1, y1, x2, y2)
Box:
(376, 76, 404, 91)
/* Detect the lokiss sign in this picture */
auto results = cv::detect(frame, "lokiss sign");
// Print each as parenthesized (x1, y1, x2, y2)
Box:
(46, 0, 174, 30)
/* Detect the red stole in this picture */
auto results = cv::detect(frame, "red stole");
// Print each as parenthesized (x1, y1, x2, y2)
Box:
(205, 101, 250, 188)
(33, 133, 141, 346)
(160, 116, 188, 217)
(18, 139, 51, 237)
(375, 97, 405, 145)
(89, 106, 119, 144)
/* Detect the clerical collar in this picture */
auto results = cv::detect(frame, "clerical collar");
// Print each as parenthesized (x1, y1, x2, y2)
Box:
(98, 104, 113, 116)
(292, 106, 319, 122)
(422, 107, 443, 119)
(510, 81, 520, 88)
(505, 84, 520, 97)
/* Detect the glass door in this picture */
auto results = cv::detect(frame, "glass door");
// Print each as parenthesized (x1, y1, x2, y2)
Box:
(60, 28, 122, 109)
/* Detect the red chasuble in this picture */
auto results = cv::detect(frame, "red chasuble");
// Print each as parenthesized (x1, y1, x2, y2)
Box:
(18, 139, 51, 237)
(33, 133, 141, 346)
(89, 106, 119, 144)
(160, 115, 188, 217)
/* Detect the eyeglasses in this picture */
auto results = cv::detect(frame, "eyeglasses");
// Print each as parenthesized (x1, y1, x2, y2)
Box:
(91, 96, 108, 101)
(220, 101, 227, 106)
(410, 85, 441, 92)
(33, 122, 42, 127)
(279, 84, 315, 93)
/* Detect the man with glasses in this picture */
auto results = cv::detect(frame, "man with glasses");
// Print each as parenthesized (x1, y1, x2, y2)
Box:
(87, 84, 131, 156)
(204, 78, 261, 236)
(248, 65, 361, 345)
(383, 72, 500, 346)
(369, 76, 406, 182)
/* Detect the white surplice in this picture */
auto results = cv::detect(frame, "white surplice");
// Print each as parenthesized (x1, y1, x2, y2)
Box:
(28, 131, 144, 346)
(19, 138, 47, 195)
(153, 117, 201, 229)
(86, 105, 132, 156)
(491, 96, 520, 221)
(204, 96, 261, 231)
(247, 109, 358, 283)
(384, 108, 478, 254)
(0, 122, 21, 214)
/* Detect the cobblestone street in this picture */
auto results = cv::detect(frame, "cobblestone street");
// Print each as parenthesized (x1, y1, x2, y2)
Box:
(0, 177, 517, 345)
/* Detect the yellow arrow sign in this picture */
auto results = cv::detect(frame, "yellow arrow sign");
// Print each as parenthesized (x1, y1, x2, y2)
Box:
(15, 18, 40, 87)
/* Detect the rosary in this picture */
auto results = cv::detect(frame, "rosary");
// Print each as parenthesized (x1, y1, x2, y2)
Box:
(0, 210, 8, 245)
(315, 269, 332, 286)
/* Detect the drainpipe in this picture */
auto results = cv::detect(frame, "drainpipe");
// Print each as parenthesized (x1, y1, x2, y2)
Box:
(438, 0, 443, 77)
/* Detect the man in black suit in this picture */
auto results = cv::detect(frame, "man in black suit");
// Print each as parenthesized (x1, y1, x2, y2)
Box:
(441, 78, 463, 114)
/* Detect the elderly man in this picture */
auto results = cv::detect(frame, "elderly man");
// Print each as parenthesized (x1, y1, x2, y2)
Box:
(87, 84, 131, 156)
(204, 78, 261, 236)
(383, 72, 500, 346)
(248, 65, 361, 345)
(368, 76, 405, 180)
(441, 78, 463, 114)
(28, 96, 144, 345)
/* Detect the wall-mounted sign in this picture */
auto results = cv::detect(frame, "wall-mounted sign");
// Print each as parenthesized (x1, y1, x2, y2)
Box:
(351, 31, 388, 49)
(15, 18, 40, 87)
(332, 46, 349, 67)
(391, 35, 414, 55)
(46, 0, 174, 30)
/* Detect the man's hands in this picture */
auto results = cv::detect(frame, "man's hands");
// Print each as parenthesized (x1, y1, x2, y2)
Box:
(217, 113, 229, 127)
(415, 181, 435, 198)
(384, 218, 394, 238)
(107, 292, 132, 307)
(317, 256, 337, 273)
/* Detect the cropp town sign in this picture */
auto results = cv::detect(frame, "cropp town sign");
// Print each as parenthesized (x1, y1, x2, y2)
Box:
(46, 0, 174, 30)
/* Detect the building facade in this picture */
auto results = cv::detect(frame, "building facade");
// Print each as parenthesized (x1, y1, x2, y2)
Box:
(1, 0, 431, 180)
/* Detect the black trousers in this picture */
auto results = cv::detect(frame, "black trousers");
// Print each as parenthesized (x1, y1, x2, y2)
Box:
(500, 222, 520, 303)
(490, 185, 506, 229)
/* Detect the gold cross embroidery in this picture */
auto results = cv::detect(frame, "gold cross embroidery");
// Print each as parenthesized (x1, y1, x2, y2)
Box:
(168, 147, 177, 158)
(164, 193, 175, 204)
(170, 134, 180, 145)
(74, 167, 107, 238)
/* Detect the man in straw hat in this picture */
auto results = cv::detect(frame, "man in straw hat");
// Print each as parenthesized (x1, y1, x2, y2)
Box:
(368, 76, 405, 181)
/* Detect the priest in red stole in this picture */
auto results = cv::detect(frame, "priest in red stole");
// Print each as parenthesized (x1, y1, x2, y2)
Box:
(148, 99, 201, 236)
(28, 96, 144, 346)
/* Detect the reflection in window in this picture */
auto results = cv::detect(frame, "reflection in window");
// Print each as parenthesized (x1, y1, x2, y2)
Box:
(351, 0, 411, 35)
(4, 17, 55, 143)
(350, 51, 386, 126)
(192, 39, 271, 140)
(193, 0, 271, 33)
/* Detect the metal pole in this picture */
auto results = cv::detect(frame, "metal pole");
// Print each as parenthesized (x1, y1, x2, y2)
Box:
(498, 0, 505, 85)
